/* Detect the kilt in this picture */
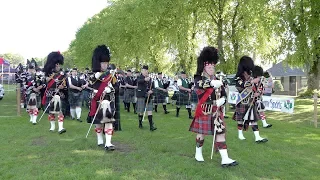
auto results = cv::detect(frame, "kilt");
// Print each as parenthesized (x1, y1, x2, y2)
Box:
(189, 107, 225, 135)
(44, 95, 67, 115)
(256, 101, 265, 112)
(89, 100, 117, 124)
(153, 90, 166, 104)
(190, 91, 198, 103)
(68, 91, 82, 108)
(26, 93, 41, 109)
(136, 97, 153, 113)
(233, 103, 260, 122)
(171, 91, 178, 100)
(176, 91, 191, 106)
(124, 88, 135, 103)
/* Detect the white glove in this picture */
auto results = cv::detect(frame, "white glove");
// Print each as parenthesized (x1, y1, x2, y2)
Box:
(95, 72, 101, 79)
(104, 87, 111, 93)
(93, 90, 98, 94)
(110, 69, 115, 74)
(216, 97, 226, 107)
(210, 80, 223, 89)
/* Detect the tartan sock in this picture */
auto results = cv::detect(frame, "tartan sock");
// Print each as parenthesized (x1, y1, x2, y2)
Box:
(251, 125, 259, 131)
(196, 138, 204, 147)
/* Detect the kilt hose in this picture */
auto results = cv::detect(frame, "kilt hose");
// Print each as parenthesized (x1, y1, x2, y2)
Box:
(136, 97, 153, 114)
(189, 106, 225, 135)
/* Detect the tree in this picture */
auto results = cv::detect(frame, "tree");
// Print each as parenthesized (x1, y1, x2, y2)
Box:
(0, 53, 24, 66)
(271, 0, 320, 91)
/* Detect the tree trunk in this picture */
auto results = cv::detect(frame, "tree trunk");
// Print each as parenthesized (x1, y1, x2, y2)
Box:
(307, 59, 320, 91)
(134, 57, 140, 70)
(217, 0, 225, 65)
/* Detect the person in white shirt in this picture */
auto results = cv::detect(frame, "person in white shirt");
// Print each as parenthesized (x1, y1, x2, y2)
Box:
(153, 72, 170, 114)
(68, 68, 88, 122)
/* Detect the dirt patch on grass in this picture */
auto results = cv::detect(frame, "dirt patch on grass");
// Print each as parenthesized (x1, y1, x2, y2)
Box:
(112, 142, 135, 153)
(31, 136, 47, 146)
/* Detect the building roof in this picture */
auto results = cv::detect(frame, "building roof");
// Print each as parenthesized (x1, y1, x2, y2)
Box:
(266, 61, 307, 77)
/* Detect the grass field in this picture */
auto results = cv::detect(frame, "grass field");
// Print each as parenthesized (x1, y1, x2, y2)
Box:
(0, 90, 320, 180)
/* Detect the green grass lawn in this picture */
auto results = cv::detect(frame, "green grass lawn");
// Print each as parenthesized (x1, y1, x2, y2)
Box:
(0, 84, 20, 117)
(0, 90, 320, 180)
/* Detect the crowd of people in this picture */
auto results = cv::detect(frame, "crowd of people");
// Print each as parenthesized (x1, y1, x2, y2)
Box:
(14, 45, 274, 168)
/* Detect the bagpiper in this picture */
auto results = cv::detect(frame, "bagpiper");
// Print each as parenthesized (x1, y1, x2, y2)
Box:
(176, 71, 194, 119)
(124, 70, 137, 113)
(25, 59, 46, 125)
(15, 63, 28, 108)
(67, 67, 88, 122)
(233, 56, 268, 143)
(252, 66, 272, 128)
(153, 72, 170, 114)
(189, 46, 238, 167)
(136, 65, 157, 131)
(87, 45, 117, 150)
(42, 51, 67, 134)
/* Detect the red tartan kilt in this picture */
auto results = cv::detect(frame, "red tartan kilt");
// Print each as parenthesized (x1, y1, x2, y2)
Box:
(189, 107, 224, 135)
(232, 103, 260, 122)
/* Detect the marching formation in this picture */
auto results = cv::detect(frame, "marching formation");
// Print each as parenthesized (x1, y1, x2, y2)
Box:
(14, 44, 273, 167)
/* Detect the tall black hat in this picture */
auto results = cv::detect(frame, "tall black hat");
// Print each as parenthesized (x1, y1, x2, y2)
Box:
(43, 51, 64, 76)
(92, 45, 111, 72)
(196, 46, 219, 75)
(252, 65, 264, 78)
(27, 58, 38, 69)
(235, 56, 254, 78)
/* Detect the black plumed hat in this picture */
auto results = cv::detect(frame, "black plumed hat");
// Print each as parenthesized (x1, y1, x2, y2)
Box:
(92, 45, 111, 72)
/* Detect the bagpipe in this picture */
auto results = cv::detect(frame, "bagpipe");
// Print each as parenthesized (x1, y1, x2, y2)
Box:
(242, 76, 265, 122)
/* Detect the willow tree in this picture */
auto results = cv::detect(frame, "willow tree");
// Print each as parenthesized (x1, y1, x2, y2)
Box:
(272, 0, 320, 91)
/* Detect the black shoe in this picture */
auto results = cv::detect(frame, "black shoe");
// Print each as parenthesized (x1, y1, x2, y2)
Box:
(222, 161, 239, 167)
(263, 124, 272, 128)
(98, 144, 104, 147)
(134, 111, 137, 114)
(139, 124, 143, 129)
(224, 116, 229, 119)
(105, 145, 115, 151)
(164, 111, 170, 114)
(256, 138, 268, 143)
(58, 129, 66, 134)
(77, 119, 83, 122)
(32, 123, 36, 125)
(150, 127, 157, 131)
(71, 117, 75, 120)
(189, 116, 194, 119)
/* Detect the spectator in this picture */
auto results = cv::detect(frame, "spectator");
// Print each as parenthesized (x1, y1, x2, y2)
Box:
(263, 71, 273, 96)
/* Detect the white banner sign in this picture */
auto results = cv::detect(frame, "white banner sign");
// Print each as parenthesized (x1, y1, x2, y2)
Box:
(228, 91, 294, 114)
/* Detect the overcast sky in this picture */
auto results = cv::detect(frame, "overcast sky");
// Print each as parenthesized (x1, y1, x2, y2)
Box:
(0, 0, 109, 59)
